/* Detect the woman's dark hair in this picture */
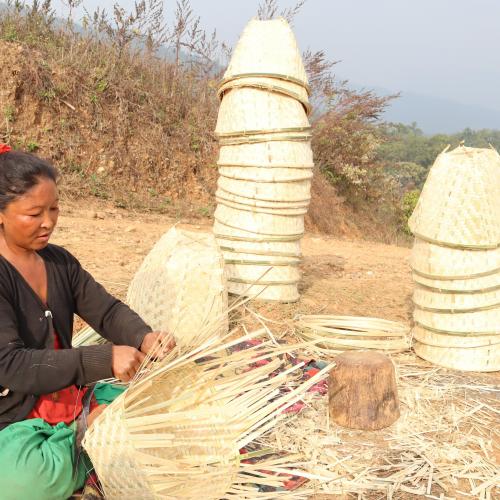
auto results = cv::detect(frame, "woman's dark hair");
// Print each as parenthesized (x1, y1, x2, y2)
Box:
(0, 151, 58, 210)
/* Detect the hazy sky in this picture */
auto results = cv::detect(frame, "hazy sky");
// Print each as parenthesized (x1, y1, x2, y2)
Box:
(55, 0, 500, 113)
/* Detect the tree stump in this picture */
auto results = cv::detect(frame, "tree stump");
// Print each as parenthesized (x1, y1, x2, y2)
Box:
(328, 351, 400, 430)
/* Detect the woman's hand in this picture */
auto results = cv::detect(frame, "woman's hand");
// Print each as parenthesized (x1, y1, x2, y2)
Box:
(111, 345, 145, 382)
(140, 331, 176, 359)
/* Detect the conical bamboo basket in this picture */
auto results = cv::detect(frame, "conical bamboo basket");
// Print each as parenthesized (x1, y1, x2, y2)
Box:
(127, 227, 228, 349)
(83, 329, 331, 498)
(218, 141, 314, 169)
(412, 270, 500, 292)
(217, 175, 311, 202)
(408, 146, 500, 249)
(410, 238, 500, 279)
(413, 285, 500, 312)
(221, 18, 309, 92)
(215, 87, 310, 138)
(413, 306, 500, 335)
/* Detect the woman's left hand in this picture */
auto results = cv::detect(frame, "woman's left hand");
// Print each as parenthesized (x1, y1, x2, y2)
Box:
(140, 331, 176, 358)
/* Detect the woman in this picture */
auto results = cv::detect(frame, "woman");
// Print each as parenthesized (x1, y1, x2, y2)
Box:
(0, 144, 173, 499)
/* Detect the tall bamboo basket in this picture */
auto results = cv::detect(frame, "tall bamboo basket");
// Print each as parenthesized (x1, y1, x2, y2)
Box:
(412, 271, 500, 293)
(213, 18, 313, 302)
(83, 330, 332, 498)
(127, 227, 228, 349)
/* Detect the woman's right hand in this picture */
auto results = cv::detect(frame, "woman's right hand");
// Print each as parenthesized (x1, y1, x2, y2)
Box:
(111, 345, 146, 382)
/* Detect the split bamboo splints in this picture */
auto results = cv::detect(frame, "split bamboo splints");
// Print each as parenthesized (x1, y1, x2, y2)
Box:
(83, 327, 334, 499)
(213, 18, 314, 302)
(408, 145, 500, 371)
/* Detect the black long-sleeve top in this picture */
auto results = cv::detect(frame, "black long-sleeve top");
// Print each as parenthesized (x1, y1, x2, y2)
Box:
(0, 243, 151, 430)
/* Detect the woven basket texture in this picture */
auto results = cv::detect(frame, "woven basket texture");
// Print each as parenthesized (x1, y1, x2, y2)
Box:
(214, 220, 303, 242)
(413, 340, 500, 372)
(218, 77, 310, 115)
(412, 271, 500, 292)
(83, 331, 331, 497)
(216, 197, 308, 216)
(217, 141, 313, 169)
(410, 238, 500, 279)
(225, 261, 300, 284)
(127, 227, 228, 349)
(216, 188, 310, 208)
(218, 165, 313, 183)
(215, 87, 310, 137)
(408, 146, 500, 248)
(217, 175, 311, 201)
(413, 285, 500, 312)
(412, 325, 499, 349)
(221, 18, 309, 89)
(222, 249, 301, 266)
(216, 237, 301, 258)
(413, 306, 500, 334)
(227, 280, 299, 302)
(215, 204, 304, 236)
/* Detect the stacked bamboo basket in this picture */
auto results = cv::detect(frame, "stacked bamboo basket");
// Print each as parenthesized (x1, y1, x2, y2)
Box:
(408, 145, 500, 371)
(213, 18, 313, 302)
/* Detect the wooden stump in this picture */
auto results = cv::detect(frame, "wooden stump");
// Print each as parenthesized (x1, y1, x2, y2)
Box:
(328, 351, 400, 430)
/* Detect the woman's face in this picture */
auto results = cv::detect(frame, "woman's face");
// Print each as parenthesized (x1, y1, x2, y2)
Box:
(0, 177, 59, 252)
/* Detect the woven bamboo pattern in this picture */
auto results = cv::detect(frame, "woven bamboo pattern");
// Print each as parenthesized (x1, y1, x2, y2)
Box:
(226, 262, 300, 284)
(227, 281, 300, 302)
(216, 188, 310, 208)
(412, 271, 500, 292)
(408, 146, 500, 249)
(216, 236, 302, 258)
(294, 315, 410, 354)
(216, 197, 308, 216)
(127, 227, 228, 349)
(218, 142, 314, 169)
(83, 329, 332, 498)
(413, 285, 500, 312)
(412, 325, 500, 348)
(214, 220, 303, 241)
(410, 238, 500, 279)
(219, 165, 313, 182)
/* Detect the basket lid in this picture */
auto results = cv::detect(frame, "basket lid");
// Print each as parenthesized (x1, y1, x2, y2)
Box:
(408, 145, 500, 249)
(221, 18, 309, 90)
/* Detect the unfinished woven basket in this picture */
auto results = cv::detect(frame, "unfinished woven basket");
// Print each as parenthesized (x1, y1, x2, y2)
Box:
(227, 280, 300, 302)
(221, 18, 309, 91)
(215, 87, 310, 137)
(410, 238, 500, 279)
(408, 145, 500, 249)
(83, 330, 331, 498)
(413, 306, 500, 335)
(218, 141, 314, 169)
(412, 270, 500, 292)
(126, 227, 228, 349)
(413, 285, 500, 312)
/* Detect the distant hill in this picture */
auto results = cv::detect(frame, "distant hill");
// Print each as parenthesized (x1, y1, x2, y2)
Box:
(373, 87, 500, 135)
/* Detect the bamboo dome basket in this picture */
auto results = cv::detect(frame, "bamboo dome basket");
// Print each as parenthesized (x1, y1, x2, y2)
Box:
(216, 188, 310, 209)
(216, 197, 308, 216)
(215, 204, 304, 236)
(413, 285, 500, 312)
(227, 280, 300, 302)
(83, 329, 333, 498)
(215, 87, 310, 140)
(219, 165, 313, 182)
(217, 175, 311, 202)
(412, 270, 500, 292)
(410, 238, 500, 279)
(413, 338, 500, 372)
(220, 18, 309, 93)
(126, 227, 228, 349)
(408, 145, 500, 249)
(217, 141, 314, 169)
(413, 306, 500, 335)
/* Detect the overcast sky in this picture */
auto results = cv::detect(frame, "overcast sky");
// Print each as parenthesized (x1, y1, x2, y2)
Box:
(54, 0, 500, 113)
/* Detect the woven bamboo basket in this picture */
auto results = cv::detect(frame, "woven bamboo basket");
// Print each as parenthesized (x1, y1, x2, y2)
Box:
(215, 87, 310, 137)
(216, 197, 308, 216)
(227, 280, 300, 302)
(218, 141, 313, 169)
(220, 18, 309, 92)
(216, 235, 301, 258)
(222, 249, 300, 266)
(127, 227, 228, 349)
(413, 285, 500, 312)
(410, 238, 500, 279)
(219, 165, 313, 183)
(218, 76, 310, 115)
(412, 325, 500, 348)
(226, 260, 300, 283)
(216, 188, 310, 209)
(413, 340, 500, 372)
(295, 315, 410, 354)
(83, 329, 333, 498)
(215, 204, 304, 236)
(413, 306, 500, 334)
(412, 270, 500, 292)
(214, 219, 303, 242)
(408, 145, 500, 249)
